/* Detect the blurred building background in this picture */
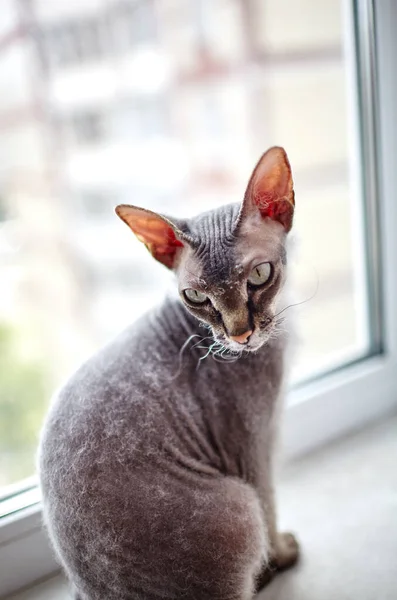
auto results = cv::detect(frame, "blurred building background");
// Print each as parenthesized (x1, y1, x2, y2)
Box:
(0, 0, 368, 486)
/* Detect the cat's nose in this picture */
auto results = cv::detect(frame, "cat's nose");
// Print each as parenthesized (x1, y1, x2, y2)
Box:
(229, 330, 253, 344)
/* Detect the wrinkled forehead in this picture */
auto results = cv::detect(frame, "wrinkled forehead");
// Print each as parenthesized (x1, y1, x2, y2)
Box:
(178, 204, 237, 287)
(236, 211, 287, 267)
(178, 210, 286, 291)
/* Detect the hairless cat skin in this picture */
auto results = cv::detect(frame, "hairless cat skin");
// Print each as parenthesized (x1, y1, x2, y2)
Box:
(39, 147, 299, 599)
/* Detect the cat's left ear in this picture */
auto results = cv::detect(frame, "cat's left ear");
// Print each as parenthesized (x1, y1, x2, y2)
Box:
(115, 204, 188, 269)
(239, 146, 295, 232)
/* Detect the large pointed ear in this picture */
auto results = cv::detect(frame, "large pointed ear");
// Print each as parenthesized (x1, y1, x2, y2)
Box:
(239, 147, 295, 232)
(115, 204, 188, 269)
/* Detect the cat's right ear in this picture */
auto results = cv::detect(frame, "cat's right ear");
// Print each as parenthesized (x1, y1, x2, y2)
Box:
(238, 147, 295, 233)
(115, 205, 187, 270)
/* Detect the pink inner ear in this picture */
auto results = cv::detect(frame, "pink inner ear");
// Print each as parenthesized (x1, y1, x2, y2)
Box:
(133, 216, 180, 247)
(259, 198, 294, 231)
(250, 148, 295, 232)
(116, 206, 184, 269)
(132, 217, 183, 269)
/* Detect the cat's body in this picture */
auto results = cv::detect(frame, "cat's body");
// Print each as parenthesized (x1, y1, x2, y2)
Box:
(39, 148, 299, 600)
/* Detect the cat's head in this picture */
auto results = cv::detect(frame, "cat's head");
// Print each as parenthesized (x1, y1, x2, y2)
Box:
(116, 147, 294, 353)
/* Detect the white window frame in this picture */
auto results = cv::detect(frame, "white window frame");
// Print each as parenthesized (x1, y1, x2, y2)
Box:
(1, 0, 397, 595)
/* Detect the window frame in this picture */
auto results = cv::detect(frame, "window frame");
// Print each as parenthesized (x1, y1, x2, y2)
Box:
(1, 0, 397, 595)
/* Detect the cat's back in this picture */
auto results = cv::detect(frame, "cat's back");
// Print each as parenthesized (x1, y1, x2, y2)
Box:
(38, 299, 193, 492)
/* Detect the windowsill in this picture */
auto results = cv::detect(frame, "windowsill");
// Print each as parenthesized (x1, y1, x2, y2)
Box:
(4, 575, 66, 600)
(5, 413, 397, 600)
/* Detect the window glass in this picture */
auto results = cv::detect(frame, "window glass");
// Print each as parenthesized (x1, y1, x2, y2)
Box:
(0, 0, 370, 490)
(69, 111, 106, 144)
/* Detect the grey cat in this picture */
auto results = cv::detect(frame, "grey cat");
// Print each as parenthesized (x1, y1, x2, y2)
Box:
(38, 146, 299, 600)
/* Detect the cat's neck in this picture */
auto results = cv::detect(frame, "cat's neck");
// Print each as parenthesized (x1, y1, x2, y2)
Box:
(154, 294, 204, 345)
(149, 293, 287, 467)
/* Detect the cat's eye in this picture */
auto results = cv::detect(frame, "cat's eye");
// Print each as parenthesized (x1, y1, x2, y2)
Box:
(247, 262, 272, 287)
(184, 289, 209, 304)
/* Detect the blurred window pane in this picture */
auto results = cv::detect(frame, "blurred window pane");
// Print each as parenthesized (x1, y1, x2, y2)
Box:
(127, 1, 157, 46)
(0, 0, 373, 490)
(70, 112, 106, 144)
(78, 191, 114, 217)
(43, 17, 105, 68)
(0, 193, 7, 221)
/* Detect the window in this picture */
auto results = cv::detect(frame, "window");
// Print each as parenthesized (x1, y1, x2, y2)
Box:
(42, 17, 106, 68)
(0, 0, 378, 488)
(77, 190, 114, 216)
(1, 1, 397, 595)
(70, 111, 106, 144)
(117, 97, 169, 138)
(127, 1, 157, 47)
(0, 192, 7, 221)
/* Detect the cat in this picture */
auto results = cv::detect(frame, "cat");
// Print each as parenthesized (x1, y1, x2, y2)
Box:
(38, 146, 299, 600)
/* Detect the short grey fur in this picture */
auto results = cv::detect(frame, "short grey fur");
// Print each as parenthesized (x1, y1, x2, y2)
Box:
(38, 147, 299, 599)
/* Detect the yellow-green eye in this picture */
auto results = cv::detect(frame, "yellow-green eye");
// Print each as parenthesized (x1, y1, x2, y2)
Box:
(248, 262, 272, 286)
(184, 289, 208, 304)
